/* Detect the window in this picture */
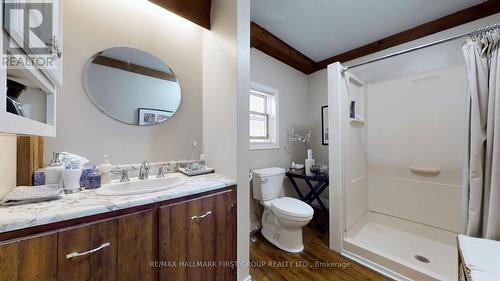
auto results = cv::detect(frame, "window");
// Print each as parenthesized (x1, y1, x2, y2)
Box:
(250, 83, 279, 150)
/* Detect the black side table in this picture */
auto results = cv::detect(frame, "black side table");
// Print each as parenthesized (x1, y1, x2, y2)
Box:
(285, 171, 329, 233)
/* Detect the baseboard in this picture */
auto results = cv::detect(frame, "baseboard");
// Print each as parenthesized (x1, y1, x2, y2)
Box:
(342, 249, 411, 281)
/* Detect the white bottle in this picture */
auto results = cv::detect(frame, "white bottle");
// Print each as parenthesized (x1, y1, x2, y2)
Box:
(99, 155, 113, 184)
(305, 149, 315, 176)
(44, 152, 65, 185)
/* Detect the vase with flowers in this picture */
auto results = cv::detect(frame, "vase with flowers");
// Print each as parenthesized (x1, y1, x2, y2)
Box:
(286, 128, 314, 176)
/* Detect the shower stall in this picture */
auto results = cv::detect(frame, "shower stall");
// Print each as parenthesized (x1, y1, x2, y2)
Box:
(327, 37, 472, 280)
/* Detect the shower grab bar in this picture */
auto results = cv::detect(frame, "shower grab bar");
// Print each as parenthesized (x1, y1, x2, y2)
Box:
(409, 166, 441, 175)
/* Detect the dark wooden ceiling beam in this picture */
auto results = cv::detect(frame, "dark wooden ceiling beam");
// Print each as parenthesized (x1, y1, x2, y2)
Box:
(251, 22, 317, 75)
(92, 56, 177, 82)
(148, 0, 212, 30)
(315, 0, 500, 70)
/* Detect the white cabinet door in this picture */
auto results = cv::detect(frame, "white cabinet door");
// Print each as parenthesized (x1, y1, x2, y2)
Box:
(3, 0, 63, 86)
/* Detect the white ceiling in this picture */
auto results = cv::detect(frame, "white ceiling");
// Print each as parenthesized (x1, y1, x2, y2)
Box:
(251, 0, 486, 62)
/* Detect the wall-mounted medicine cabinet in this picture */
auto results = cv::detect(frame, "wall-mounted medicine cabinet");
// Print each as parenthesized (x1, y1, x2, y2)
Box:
(0, 1, 62, 137)
(4, 0, 63, 86)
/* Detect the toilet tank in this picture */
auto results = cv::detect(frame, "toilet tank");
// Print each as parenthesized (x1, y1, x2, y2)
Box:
(252, 167, 286, 202)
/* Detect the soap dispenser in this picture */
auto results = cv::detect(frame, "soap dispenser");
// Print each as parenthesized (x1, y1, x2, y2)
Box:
(44, 152, 65, 185)
(99, 155, 113, 184)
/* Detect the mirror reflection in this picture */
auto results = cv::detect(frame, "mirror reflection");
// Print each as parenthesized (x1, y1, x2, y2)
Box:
(84, 47, 181, 126)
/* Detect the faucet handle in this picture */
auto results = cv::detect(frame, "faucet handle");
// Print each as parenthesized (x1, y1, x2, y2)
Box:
(157, 164, 166, 178)
(111, 168, 130, 182)
(120, 169, 130, 182)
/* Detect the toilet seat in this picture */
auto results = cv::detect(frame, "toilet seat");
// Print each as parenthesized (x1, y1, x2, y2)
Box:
(270, 197, 313, 218)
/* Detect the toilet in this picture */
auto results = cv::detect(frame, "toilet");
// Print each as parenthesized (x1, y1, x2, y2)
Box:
(252, 167, 314, 253)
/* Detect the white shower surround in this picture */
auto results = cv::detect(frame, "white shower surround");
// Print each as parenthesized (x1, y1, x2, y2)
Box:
(328, 64, 467, 280)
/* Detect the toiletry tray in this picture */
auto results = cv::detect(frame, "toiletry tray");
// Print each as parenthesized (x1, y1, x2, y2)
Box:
(178, 167, 215, 177)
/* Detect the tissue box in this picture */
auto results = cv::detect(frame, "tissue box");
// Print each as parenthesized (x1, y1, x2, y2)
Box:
(79, 166, 95, 188)
(33, 170, 45, 186)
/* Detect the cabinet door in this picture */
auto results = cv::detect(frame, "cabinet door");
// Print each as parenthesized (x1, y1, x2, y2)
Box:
(58, 219, 117, 281)
(0, 233, 58, 281)
(0, 241, 19, 281)
(117, 209, 156, 281)
(215, 190, 237, 281)
(159, 190, 236, 281)
(18, 233, 58, 281)
(3, 0, 63, 86)
(90, 219, 118, 281)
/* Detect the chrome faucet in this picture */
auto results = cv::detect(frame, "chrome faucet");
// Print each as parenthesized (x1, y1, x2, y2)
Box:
(139, 161, 150, 180)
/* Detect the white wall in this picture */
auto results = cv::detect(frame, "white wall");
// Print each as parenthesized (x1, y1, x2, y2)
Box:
(249, 49, 309, 170)
(366, 66, 467, 232)
(202, 0, 251, 280)
(44, 0, 204, 165)
(307, 69, 328, 165)
(202, 2, 237, 178)
(0, 136, 16, 198)
(236, 1, 251, 279)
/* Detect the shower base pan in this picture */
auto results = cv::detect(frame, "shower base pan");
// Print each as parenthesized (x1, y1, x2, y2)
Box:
(343, 212, 457, 281)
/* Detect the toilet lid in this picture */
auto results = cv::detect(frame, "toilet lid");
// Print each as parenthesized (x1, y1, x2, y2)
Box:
(271, 197, 314, 218)
(253, 167, 286, 177)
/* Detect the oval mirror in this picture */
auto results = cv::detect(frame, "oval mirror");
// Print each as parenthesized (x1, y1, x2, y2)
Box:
(84, 47, 181, 126)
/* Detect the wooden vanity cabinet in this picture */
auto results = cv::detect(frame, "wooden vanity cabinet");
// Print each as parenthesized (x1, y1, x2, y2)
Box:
(159, 188, 236, 281)
(0, 186, 236, 281)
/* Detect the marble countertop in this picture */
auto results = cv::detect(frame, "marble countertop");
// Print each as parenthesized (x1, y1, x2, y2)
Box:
(0, 173, 236, 234)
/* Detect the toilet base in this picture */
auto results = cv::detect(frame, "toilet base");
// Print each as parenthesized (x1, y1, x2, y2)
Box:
(260, 209, 309, 253)
(261, 228, 304, 253)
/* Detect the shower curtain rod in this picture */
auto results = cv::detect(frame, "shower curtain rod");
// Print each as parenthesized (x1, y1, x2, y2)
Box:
(342, 23, 500, 72)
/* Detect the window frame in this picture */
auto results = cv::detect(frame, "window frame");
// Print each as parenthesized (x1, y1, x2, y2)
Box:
(249, 82, 279, 150)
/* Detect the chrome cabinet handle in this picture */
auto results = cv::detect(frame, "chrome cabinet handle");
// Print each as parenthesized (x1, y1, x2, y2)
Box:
(66, 242, 111, 259)
(191, 211, 212, 220)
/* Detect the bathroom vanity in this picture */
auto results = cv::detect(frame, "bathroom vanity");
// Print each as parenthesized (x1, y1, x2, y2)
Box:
(0, 174, 237, 281)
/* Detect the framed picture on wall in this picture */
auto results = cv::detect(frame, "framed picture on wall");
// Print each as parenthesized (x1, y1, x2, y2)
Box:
(138, 108, 173, 126)
(321, 106, 329, 145)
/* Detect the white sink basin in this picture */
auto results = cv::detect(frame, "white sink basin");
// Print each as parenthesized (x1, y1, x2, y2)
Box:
(95, 175, 185, 196)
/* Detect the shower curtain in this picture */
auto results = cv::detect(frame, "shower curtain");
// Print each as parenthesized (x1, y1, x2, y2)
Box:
(462, 31, 500, 240)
